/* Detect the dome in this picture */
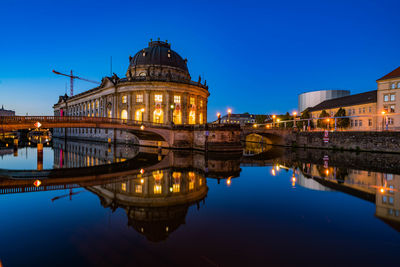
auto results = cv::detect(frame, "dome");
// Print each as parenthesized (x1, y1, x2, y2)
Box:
(129, 40, 189, 73)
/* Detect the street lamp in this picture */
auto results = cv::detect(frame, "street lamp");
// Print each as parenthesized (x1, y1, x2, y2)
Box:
(170, 104, 175, 124)
(272, 115, 276, 128)
(326, 118, 330, 130)
(292, 111, 297, 128)
(277, 118, 280, 128)
(141, 108, 145, 122)
(381, 110, 387, 131)
(227, 108, 232, 123)
(217, 112, 221, 124)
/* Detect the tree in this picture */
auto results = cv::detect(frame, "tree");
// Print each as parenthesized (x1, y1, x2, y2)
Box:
(317, 110, 329, 129)
(297, 108, 314, 129)
(281, 112, 293, 128)
(334, 108, 350, 129)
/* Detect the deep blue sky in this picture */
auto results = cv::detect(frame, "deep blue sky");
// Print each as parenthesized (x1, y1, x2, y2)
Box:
(1, 0, 400, 119)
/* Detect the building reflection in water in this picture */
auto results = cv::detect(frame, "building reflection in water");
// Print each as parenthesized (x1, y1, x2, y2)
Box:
(274, 156, 400, 231)
(52, 138, 140, 168)
(87, 168, 208, 242)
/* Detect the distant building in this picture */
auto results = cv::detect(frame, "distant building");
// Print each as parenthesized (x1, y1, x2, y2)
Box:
(308, 90, 377, 130)
(0, 105, 15, 116)
(298, 89, 350, 113)
(376, 66, 400, 130)
(220, 113, 256, 126)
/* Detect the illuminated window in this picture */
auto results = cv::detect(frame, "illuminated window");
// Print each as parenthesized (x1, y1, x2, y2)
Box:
(121, 183, 127, 191)
(153, 109, 163, 123)
(200, 100, 203, 107)
(107, 109, 112, 118)
(199, 113, 203, 124)
(136, 94, 143, 103)
(121, 110, 128, 120)
(173, 110, 182, 124)
(155, 94, 163, 102)
(190, 97, 195, 106)
(174, 95, 181, 103)
(91, 102, 94, 109)
(391, 94, 396, 101)
(154, 185, 162, 194)
(135, 109, 144, 121)
(122, 95, 127, 103)
(95, 101, 99, 109)
(390, 105, 395, 113)
(173, 184, 180, 193)
(384, 95, 389, 102)
(135, 185, 142, 193)
(189, 110, 196, 124)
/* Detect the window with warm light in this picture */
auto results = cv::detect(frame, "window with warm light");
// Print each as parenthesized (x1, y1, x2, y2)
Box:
(155, 94, 163, 102)
(173, 184, 180, 193)
(154, 185, 162, 194)
(200, 100, 203, 108)
(135, 185, 142, 193)
(199, 113, 203, 124)
(135, 109, 144, 121)
(153, 109, 163, 123)
(121, 183, 127, 192)
(96, 101, 99, 109)
(174, 95, 181, 103)
(190, 97, 195, 106)
(189, 110, 196, 124)
(122, 95, 127, 103)
(136, 94, 143, 103)
(121, 110, 128, 120)
(173, 110, 182, 124)
(107, 110, 112, 118)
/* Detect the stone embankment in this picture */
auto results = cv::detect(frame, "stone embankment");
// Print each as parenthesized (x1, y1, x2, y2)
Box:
(283, 131, 400, 154)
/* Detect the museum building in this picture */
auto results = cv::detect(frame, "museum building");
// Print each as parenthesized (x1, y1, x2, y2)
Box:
(53, 40, 209, 140)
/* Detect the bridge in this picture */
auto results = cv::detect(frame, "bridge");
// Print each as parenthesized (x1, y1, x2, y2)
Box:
(0, 116, 243, 151)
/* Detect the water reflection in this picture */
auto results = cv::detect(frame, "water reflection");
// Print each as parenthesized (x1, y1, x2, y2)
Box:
(269, 148, 400, 232)
(88, 168, 207, 242)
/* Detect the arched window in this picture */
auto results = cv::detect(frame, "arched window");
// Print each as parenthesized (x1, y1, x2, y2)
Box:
(189, 110, 196, 124)
(153, 109, 163, 123)
(135, 109, 144, 121)
(121, 110, 128, 120)
(392, 83, 396, 89)
(173, 109, 182, 124)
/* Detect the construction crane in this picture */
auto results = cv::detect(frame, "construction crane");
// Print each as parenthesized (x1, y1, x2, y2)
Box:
(52, 70, 100, 96)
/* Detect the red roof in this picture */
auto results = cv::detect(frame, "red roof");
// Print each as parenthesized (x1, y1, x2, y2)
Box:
(377, 66, 400, 81)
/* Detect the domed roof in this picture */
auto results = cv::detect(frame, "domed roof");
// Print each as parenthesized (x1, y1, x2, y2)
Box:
(129, 40, 189, 73)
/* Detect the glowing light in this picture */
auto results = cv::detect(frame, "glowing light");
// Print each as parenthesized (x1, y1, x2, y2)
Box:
(272, 115, 276, 119)
(33, 180, 41, 187)
(277, 119, 280, 123)
(170, 104, 174, 109)
(34, 121, 42, 128)
(140, 168, 144, 174)
(226, 178, 231, 186)
(5, 144, 8, 147)
(253, 124, 257, 128)
(380, 187, 385, 193)
(141, 108, 145, 112)
(292, 176, 296, 182)
(140, 178, 144, 184)
(227, 108, 232, 114)
(271, 169, 276, 176)
(275, 165, 280, 171)
(217, 112, 221, 117)
(140, 125, 145, 130)
(293, 111, 297, 116)
(266, 124, 270, 128)
(381, 111, 386, 115)
(325, 169, 329, 175)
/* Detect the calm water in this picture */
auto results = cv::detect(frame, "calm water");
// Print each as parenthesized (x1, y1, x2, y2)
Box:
(0, 139, 400, 266)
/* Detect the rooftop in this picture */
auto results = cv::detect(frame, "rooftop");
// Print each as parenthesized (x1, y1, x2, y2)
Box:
(308, 90, 377, 112)
(377, 66, 400, 81)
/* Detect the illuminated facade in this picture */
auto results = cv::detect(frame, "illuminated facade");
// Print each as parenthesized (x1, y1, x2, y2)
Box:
(377, 66, 400, 130)
(53, 40, 209, 139)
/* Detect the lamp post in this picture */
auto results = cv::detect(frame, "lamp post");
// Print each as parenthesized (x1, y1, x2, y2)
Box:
(277, 118, 281, 128)
(326, 118, 330, 130)
(141, 108, 145, 122)
(170, 104, 175, 124)
(217, 112, 221, 124)
(292, 111, 297, 128)
(272, 115, 276, 128)
(227, 109, 232, 123)
(381, 111, 386, 131)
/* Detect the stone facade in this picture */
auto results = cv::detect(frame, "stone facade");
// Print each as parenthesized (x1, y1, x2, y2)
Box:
(377, 66, 400, 130)
(53, 40, 209, 142)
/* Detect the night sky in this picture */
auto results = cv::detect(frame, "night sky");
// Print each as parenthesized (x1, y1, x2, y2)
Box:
(1, 0, 400, 120)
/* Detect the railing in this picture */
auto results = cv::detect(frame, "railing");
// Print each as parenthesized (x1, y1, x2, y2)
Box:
(0, 116, 240, 131)
(243, 112, 400, 132)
